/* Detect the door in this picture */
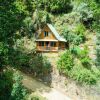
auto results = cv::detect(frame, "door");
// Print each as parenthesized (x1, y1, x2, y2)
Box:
(46, 42, 50, 50)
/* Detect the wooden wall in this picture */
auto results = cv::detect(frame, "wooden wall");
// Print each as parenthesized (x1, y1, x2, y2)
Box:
(39, 25, 57, 40)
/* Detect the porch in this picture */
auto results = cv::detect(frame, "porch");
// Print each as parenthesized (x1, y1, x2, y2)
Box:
(36, 41, 59, 51)
(36, 41, 66, 52)
(37, 46, 58, 51)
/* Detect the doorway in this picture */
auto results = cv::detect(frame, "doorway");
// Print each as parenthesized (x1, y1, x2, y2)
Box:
(46, 42, 50, 50)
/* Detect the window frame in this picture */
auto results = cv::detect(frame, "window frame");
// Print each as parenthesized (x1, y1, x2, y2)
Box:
(44, 31, 48, 37)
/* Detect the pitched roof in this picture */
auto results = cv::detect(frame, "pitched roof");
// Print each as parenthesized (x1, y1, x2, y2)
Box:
(47, 24, 66, 42)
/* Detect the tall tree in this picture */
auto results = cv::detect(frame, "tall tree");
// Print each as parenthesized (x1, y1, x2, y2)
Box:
(0, 0, 27, 68)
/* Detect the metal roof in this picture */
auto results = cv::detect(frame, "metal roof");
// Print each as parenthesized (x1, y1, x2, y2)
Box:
(47, 24, 66, 42)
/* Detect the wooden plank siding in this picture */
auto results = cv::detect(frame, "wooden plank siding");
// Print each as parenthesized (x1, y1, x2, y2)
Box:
(38, 26, 56, 40)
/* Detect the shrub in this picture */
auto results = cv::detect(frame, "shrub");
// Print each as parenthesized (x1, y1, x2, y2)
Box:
(9, 50, 30, 68)
(62, 25, 86, 45)
(74, 24, 86, 44)
(71, 46, 91, 68)
(9, 37, 36, 68)
(0, 69, 13, 100)
(11, 72, 27, 100)
(73, 35, 84, 45)
(65, 32, 83, 45)
(70, 46, 81, 55)
(30, 54, 52, 77)
(57, 50, 74, 75)
(0, 42, 8, 67)
(74, 24, 86, 35)
(79, 47, 91, 67)
(70, 66, 97, 85)
(70, 45, 88, 57)
(91, 67, 100, 79)
(80, 56, 91, 67)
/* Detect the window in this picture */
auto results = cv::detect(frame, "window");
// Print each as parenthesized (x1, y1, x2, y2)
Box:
(39, 42, 44, 46)
(51, 42, 56, 47)
(41, 42, 44, 46)
(44, 31, 48, 37)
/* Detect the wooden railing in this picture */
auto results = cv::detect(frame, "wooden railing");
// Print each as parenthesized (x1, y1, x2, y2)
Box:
(37, 46, 58, 51)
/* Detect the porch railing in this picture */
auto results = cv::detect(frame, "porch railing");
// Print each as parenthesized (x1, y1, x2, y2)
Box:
(37, 46, 58, 51)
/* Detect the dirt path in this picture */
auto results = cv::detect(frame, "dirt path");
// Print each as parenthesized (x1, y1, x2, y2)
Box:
(22, 73, 72, 100)
(42, 88, 71, 100)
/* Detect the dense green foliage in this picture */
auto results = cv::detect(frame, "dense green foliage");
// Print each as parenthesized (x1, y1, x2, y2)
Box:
(62, 23, 86, 45)
(0, 0, 100, 98)
(0, 70, 27, 100)
(71, 46, 91, 68)
(57, 50, 98, 85)
(11, 72, 27, 100)
(32, 0, 72, 14)
(70, 66, 97, 85)
(0, 0, 27, 68)
(29, 55, 52, 77)
(57, 50, 74, 75)
(0, 42, 8, 67)
(0, 69, 13, 99)
(56, 0, 100, 85)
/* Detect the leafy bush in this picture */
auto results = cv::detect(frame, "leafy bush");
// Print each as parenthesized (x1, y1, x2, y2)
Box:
(73, 35, 84, 45)
(91, 67, 100, 79)
(9, 37, 36, 68)
(11, 72, 27, 100)
(0, 42, 8, 67)
(70, 46, 81, 55)
(71, 46, 91, 68)
(57, 50, 74, 75)
(10, 50, 52, 77)
(75, 24, 86, 34)
(57, 50, 97, 85)
(30, 54, 52, 77)
(74, 24, 86, 44)
(0, 69, 13, 100)
(71, 45, 88, 57)
(78, 46, 91, 67)
(62, 24, 86, 45)
(70, 66, 97, 85)
(9, 50, 30, 68)
(0, 70, 27, 100)
(80, 56, 91, 67)
(79, 48, 88, 58)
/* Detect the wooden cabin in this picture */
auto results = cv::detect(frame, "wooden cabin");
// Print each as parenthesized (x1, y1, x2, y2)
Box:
(36, 24, 66, 52)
